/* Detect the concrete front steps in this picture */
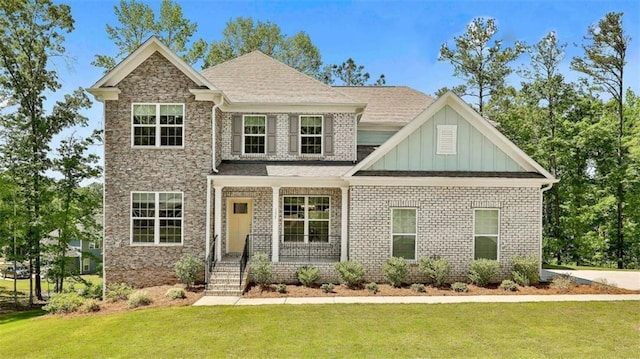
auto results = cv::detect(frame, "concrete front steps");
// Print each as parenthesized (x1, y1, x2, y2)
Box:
(205, 261, 249, 296)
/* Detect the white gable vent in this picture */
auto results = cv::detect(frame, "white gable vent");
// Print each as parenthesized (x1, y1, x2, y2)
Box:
(437, 125, 457, 155)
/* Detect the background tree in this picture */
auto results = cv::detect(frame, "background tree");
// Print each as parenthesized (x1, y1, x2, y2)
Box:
(203, 17, 322, 77)
(0, 0, 92, 302)
(321, 58, 385, 86)
(438, 17, 525, 115)
(571, 12, 630, 268)
(93, 0, 207, 71)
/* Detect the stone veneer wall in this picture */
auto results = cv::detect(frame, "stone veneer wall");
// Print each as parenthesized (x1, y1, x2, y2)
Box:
(220, 112, 355, 161)
(348, 186, 541, 283)
(104, 52, 213, 288)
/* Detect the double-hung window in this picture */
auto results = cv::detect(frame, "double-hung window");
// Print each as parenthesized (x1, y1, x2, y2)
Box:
(243, 115, 266, 154)
(300, 115, 323, 154)
(391, 208, 417, 260)
(283, 196, 330, 242)
(132, 104, 184, 147)
(131, 192, 183, 245)
(474, 209, 499, 260)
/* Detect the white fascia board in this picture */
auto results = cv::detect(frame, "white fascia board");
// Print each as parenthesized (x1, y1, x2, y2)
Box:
(86, 88, 121, 102)
(344, 176, 558, 188)
(208, 175, 348, 188)
(189, 89, 220, 102)
(89, 36, 219, 91)
(219, 102, 366, 114)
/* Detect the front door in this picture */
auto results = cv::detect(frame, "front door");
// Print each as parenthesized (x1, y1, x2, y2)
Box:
(227, 199, 252, 253)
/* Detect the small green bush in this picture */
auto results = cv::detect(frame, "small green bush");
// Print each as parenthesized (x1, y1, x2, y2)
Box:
(43, 293, 85, 314)
(296, 266, 320, 287)
(81, 299, 101, 313)
(511, 256, 540, 286)
(451, 282, 468, 293)
(418, 256, 451, 287)
(365, 282, 378, 294)
(249, 253, 273, 288)
(320, 283, 334, 293)
(499, 279, 518, 292)
(82, 283, 103, 299)
(334, 261, 364, 289)
(174, 254, 203, 289)
(127, 290, 152, 308)
(411, 283, 426, 293)
(165, 287, 187, 300)
(275, 284, 287, 293)
(105, 283, 133, 303)
(382, 257, 408, 287)
(551, 274, 578, 292)
(468, 259, 500, 287)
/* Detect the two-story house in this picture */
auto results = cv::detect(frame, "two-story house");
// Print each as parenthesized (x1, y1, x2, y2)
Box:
(89, 37, 557, 292)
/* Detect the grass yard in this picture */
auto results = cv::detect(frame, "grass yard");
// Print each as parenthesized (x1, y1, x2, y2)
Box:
(1, 301, 638, 358)
(0, 275, 102, 306)
(543, 263, 640, 272)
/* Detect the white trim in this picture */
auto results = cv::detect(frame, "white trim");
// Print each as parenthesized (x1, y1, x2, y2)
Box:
(390, 207, 418, 260)
(89, 36, 219, 91)
(299, 114, 324, 156)
(225, 197, 254, 254)
(131, 103, 185, 149)
(281, 195, 331, 244)
(205, 178, 212, 261)
(220, 103, 364, 114)
(436, 125, 457, 155)
(130, 191, 184, 246)
(340, 187, 349, 261)
(346, 92, 556, 181)
(242, 114, 267, 155)
(271, 186, 280, 262)
(345, 176, 557, 187)
(472, 208, 500, 261)
(210, 176, 348, 188)
(214, 186, 223, 261)
(87, 88, 121, 102)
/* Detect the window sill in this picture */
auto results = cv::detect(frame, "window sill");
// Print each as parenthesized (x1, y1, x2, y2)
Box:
(129, 243, 184, 247)
(131, 145, 185, 150)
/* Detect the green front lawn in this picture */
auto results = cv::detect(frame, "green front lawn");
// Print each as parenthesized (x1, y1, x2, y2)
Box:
(543, 263, 640, 272)
(0, 275, 102, 298)
(1, 301, 638, 358)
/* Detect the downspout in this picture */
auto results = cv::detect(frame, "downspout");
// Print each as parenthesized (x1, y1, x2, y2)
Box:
(353, 110, 364, 163)
(539, 183, 554, 279)
(211, 95, 224, 173)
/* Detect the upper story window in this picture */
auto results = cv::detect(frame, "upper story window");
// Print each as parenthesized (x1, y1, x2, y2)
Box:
(436, 125, 457, 155)
(132, 104, 184, 148)
(243, 115, 266, 154)
(131, 192, 183, 245)
(474, 209, 499, 260)
(300, 115, 323, 155)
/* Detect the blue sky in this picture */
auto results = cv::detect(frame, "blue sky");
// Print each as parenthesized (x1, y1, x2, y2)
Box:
(43, 0, 640, 166)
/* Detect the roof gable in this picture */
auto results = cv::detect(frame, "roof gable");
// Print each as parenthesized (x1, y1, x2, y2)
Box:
(346, 92, 556, 180)
(89, 36, 218, 90)
(201, 51, 362, 105)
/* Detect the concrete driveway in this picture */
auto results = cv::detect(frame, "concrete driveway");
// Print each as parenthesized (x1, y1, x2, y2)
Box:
(542, 269, 640, 290)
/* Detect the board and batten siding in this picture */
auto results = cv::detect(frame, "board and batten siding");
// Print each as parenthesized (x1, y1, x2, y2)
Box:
(357, 130, 397, 145)
(368, 105, 524, 171)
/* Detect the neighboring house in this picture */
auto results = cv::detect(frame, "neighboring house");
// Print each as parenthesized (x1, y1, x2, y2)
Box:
(88, 37, 557, 289)
(45, 222, 103, 275)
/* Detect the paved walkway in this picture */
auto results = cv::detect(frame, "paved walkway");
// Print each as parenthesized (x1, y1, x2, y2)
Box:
(193, 294, 640, 306)
(542, 269, 640, 290)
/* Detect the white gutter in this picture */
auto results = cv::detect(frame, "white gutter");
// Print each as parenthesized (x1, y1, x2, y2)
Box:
(353, 110, 363, 162)
(539, 182, 554, 276)
(211, 95, 224, 173)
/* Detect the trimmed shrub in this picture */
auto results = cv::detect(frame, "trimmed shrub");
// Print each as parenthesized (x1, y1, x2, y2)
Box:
(499, 279, 518, 292)
(296, 266, 320, 287)
(511, 256, 540, 286)
(382, 257, 408, 287)
(365, 282, 379, 294)
(418, 256, 451, 287)
(334, 261, 364, 289)
(411, 283, 426, 293)
(127, 290, 152, 308)
(551, 274, 578, 292)
(81, 299, 101, 313)
(174, 254, 203, 289)
(43, 293, 85, 314)
(468, 259, 500, 287)
(105, 283, 133, 303)
(320, 283, 334, 293)
(249, 253, 273, 288)
(451, 282, 468, 293)
(165, 287, 187, 300)
(275, 284, 287, 293)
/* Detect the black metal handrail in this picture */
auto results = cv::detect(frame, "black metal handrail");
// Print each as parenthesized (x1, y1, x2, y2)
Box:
(239, 234, 250, 286)
(279, 234, 341, 263)
(205, 234, 218, 285)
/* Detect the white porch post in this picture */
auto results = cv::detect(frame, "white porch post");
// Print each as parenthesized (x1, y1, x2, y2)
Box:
(205, 178, 212, 260)
(214, 185, 223, 261)
(340, 186, 349, 261)
(271, 186, 280, 262)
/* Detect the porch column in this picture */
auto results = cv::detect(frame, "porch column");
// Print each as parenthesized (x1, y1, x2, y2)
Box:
(205, 178, 212, 260)
(271, 186, 280, 262)
(214, 185, 223, 261)
(341, 186, 349, 261)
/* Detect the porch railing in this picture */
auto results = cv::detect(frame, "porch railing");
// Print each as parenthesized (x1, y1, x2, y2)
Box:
(205, 234, 218, 286)
(239, 234, 250, 286)
(279, 235, 341, 263)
